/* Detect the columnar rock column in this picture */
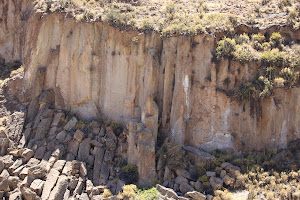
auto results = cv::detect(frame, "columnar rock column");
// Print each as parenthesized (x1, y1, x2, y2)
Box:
(127, 120, 156, 187)
(141, 94, 159, 144)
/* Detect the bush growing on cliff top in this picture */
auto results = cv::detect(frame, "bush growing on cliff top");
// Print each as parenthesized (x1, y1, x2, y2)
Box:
(215, 37, 236, 61)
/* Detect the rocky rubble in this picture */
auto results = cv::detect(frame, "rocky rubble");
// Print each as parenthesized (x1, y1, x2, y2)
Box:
(0, 90, 129, 199)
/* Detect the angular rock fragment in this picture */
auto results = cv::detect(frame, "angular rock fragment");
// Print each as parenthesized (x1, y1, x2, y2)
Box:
(41, 169, 60, 200)
(48, 175, 69, 200)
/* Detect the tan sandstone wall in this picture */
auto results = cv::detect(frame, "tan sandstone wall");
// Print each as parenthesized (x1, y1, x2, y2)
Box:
(0, 0, 299, 152)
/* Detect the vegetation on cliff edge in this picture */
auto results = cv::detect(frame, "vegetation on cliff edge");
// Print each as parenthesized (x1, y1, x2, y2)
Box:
(34, 0, 300, 36)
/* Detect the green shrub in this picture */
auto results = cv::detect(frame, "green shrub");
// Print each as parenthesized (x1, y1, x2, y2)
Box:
(137, 187, 160, 200)
(120, 164, 139, 184)
(140, 18, 155, 32)
(198, 175, 208, 183)
(252, 33, 265, 43)
(260, 49, 288, 67)
(234, 33, 250, 45)
(274, 77, 285, 87)
(270, 32, 283, 48)
(216, 37, 236, 61)
(280, 67, 299, 85)
(233, 44, 254, 64)
(103, 8, 135, 27)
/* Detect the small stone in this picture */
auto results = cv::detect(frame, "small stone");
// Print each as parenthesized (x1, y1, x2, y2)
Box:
(13, 165, 24, 176)
(194, 181, 203, 191)
(21, 149, 34, 161)
(8, 188, 22, 200)
(64, 117, 78, 131)
(53, 160, 66, 172)
(8, 176, 20, 188)
(30, 179, 44, 195)
(222, 175, 232, 185)
(51, 112, 65, 127)
(0, 138, 9, 156)
(74, 130, 85, 142)
(206, 171, 216, 177)
(68, 176, 78, 190)
(56, 131, 66, 142)
(73, 177, 84, 195)
(86, 179, 94, 194)
(20, 185, 38, 200)
(220, 170, 226, 179)
(67, 139, 80, 157)
(9, 158, 24, 173)
(209, 176, 223, 190)
(79, 162, 87, 177)
(20, 175, 35, 187)
(34, 146, 46, 160)
(62, 162, 73, 176)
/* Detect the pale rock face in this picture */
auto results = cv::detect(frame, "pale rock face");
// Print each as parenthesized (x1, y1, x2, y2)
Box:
(0, 0, 300, 152)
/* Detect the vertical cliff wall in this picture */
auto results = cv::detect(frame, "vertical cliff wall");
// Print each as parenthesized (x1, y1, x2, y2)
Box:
(0, 0, 299, 152)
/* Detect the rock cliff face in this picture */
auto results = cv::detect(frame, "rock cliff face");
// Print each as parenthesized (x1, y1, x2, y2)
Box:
(1, 0, 299, 152)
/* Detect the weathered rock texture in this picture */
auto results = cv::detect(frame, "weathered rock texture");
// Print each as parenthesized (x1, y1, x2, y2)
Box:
(1, 0, 300, 152)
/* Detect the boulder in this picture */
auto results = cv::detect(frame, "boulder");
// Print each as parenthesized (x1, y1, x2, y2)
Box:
(20, 185, 38, 200)
(182, 146, 215, 162)
(0, 138, 9, 155)
(53, 160, 66, 172)
(74, 129, 85, 142)
(9, 188, 22, 200)
(77, 138, 91, 162)
(222, 175, 232, 185)
(209, 176, 223, 190)
(206, 171, 216, 177)
(34, 146, 46, 160)
(175, 176, 188, 185)
(67, 139, 80, 157)
(27, 164, 47, 179)
(179, 182, 195, 194)
(186, 191, 206, 200)
(48, 175, 69, 200)
(30, 179, 44, 195)
(64, 117, 78, 131)
(175, 169, 193, 180)
(93, 147, 105, 186)
(156, 184, 178, 199)
(21, 149, 34, 161)
(35, 117, 53, 140)
(8, 176, 20, 188)
(105, 138, 116, 151)
(51, 112, 65, 127)
(56, 131, 66, 142)
(41, 169, 60, 199)
(9, 159, 24, 173)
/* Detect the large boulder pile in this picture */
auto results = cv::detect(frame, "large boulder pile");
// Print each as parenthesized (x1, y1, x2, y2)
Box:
(0, 90, 128, 199)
